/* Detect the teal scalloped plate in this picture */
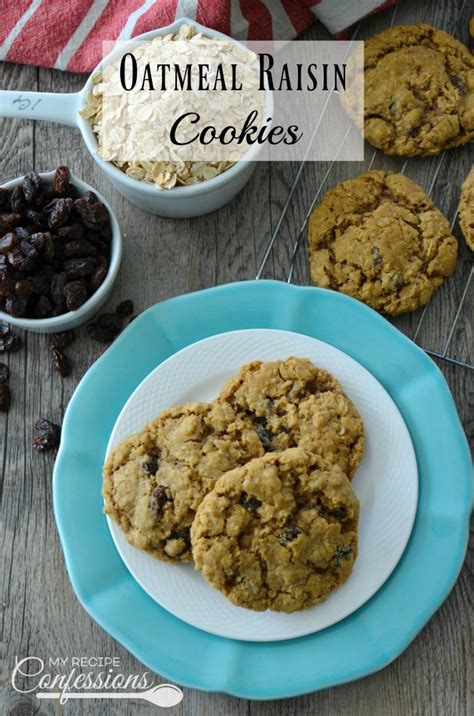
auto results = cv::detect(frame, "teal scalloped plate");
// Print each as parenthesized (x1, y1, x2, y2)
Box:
(52, 280, 472, 700)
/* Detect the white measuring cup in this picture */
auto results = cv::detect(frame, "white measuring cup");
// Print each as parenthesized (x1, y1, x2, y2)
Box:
(0, 19, 272, 218)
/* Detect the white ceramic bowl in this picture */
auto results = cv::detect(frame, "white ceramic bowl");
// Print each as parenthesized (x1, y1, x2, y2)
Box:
(0, 171, 122, 333)
(1, 20, 273, 218)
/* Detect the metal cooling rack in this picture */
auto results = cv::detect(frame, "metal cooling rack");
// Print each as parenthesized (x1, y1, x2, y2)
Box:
(255, 3, 474, 373)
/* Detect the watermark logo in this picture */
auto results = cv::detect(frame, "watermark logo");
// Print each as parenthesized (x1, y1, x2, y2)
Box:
(12, 656, 183, 708)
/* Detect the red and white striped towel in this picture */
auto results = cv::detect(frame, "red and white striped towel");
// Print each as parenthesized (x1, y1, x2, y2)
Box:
(0, 0, 398, 73)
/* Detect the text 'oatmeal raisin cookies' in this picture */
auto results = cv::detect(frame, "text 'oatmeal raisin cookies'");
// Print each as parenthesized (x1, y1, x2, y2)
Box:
(342, 24, 474, 156)
(102, 401, 264, 563)
(307, 170, 458, 315)
(217, 356, 364, 478)
(458, 167, 474, 251)
(191, 448, 359, 612)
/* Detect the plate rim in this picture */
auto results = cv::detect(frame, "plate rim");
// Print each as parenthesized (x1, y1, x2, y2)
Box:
(105, 326, 419, 642)
(52, 280, 472, 700)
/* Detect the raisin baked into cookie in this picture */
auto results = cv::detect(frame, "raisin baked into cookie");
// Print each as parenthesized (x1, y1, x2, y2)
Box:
(102, 402, 263, 562)
(217, 357, 364, 478)
(307, 170, 458, 315)
(342, 24, 474, 156)
(191, 448, 359, 612)
(458, 167, 474, 251)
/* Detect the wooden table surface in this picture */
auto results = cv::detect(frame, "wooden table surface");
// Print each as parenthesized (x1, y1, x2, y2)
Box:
(1, 1, 472, 714)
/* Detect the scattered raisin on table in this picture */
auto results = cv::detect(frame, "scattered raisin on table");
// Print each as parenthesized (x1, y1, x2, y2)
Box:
(87, 313, 122, 343)
(0, 332, 22, 353)
(0, 362, 9, 383)
(0, 167, 112, 320)
(48, 330, 75, 349)
(0, 383, 11, 412)
(50, 346, 70, 377)
(32, 418, 61, 452)
(116, 300, 134, 318)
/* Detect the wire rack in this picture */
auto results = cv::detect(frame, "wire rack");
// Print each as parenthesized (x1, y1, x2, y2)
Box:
(255, 3, 473, 373)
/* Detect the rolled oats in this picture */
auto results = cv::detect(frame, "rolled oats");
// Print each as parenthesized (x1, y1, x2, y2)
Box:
(81, 25, 264, 190)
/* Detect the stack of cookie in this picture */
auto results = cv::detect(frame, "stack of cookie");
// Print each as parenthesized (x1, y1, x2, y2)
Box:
(308, 24, 473, 314)
(103, 357, 364, 612)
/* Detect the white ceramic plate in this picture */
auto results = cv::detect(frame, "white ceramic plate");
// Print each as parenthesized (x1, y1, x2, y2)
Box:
(105, 329, 418, 642)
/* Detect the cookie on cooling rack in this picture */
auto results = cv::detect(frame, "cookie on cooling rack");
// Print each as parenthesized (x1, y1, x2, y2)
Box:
(458, 167, 474, 251)
(342, 24, 474, 156)
(102, 402, 264, 563)
(307, 170, 458, 315)
(191, 448, 359, 612)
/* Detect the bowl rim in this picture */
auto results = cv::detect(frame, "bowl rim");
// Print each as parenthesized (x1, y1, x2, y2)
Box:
(0, 170, 122, 330)
(76, 18, 274, 198)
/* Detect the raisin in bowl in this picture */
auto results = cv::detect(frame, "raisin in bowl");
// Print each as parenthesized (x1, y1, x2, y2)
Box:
(0, 169, 122, 333)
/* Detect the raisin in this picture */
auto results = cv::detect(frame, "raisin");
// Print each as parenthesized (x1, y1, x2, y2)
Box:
(10, 186, 25, 213)
(29, 232, 50, 251)
(279, 526, 302, 545)
(450, 75, 465, 93)
(0, 362, 9, 383)
(371, 245, 382, 268)
(239, 492, 262, 511)
(116, 300, 134, 318)
(25, 208, 47, 229)
(50, 346, 70, 377)
(87, 313, 122, 343)
(74, 197, 109, 229)
(0, 274, 16, 298)
(150, 485, 168, 515)
(32, 418, 61, 452)
(333, 545, 353, 568)
(33, 295, 53, 318)
(64, 257, 96, 278)
(5, 296, 29, 317)
(0, 383, 11, 412)
(14, 279, 33, 298)
(48, 330, 75, 349)
(19, 240, 37, 259)
(0, 334, 13, 352)
(7, 247, 30, 271)
(143, 454, 159, 474)
(15, 227, 30, 241)
(1, 213, 22, 228)
(89, 265, 107, 292)
(29, 274, 49, 295)
(46, 198, 74, 229)
(254, 422, 273, 450)
(0, 188, 9, 210)
(64, 281, 88, 311)
(58, 223, 85, 241)
(0, 233, 17, 254)
(64, 238, 97, 258)
(50, 272, 67, 305)
(22, 172, 42, 203)
(332, 506, 347, 519)
(52, 166, 71, 195)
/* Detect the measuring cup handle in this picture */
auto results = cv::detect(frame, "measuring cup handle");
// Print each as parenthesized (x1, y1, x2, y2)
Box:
(0, 90, 81, 127)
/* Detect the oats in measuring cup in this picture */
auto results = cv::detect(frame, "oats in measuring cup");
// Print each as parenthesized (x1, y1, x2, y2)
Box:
(81, 24, 265, 190)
